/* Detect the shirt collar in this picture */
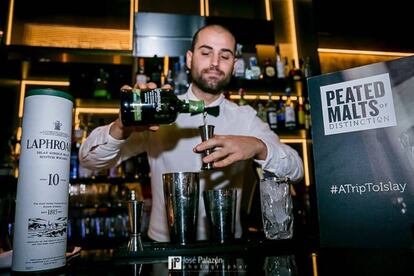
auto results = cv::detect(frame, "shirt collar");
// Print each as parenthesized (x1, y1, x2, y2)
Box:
(186, 84, 225, 107)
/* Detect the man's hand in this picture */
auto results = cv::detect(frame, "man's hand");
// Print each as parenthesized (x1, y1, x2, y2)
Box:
(109, 82, 172, 140)
(109, 117, 159, 140)
(193, 135, 267, 168)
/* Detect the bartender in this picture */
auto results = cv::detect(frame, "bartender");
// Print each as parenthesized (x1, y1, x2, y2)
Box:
(79, 24, 304, 242)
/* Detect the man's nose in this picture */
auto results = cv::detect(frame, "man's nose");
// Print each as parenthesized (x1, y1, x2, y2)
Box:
(210, 53, 220, 67)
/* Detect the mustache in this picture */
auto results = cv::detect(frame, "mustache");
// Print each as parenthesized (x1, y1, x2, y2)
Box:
(202, 65, 224, 75)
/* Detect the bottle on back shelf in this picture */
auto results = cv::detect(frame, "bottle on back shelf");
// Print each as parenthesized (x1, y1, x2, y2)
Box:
(246, 56, 261, 80)
(265, 92, 278, 131)
(238, 88, 247, 106)
(93, 68, 110, 99)
(302, 56, 313, 98)
(297, 97, 305, 128)
(150, 58, 162, 87)
(283, 57, 290, 79)
(276, 45, 285, 79)
(284, 87, 297, 130)
(234, 44, 246, 78)
(263, 57, 276, 82)
(304, 97, 312, 130)
(276, 99, 286, 130)
(255, 96, 267, 123)
(257, 102, 267, 123)
(289, 59, 303, 96)
(289, 59, 298, 81)
(135, 57, 149, 85)
(165, 69, 174, 87)
(174, 56, 189, 95)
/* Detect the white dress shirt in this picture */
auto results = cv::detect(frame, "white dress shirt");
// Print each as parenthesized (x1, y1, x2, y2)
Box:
(79, 86, 304, 242)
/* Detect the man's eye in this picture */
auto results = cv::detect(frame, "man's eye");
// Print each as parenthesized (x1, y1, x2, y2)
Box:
(201, 52, 210, 56)
(221, 55, 231, 60)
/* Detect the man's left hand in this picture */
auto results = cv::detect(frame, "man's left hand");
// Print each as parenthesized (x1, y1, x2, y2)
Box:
(193, 135, 267, 168)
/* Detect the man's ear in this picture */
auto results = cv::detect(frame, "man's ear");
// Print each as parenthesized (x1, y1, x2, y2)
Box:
(186, 50, 193, 69)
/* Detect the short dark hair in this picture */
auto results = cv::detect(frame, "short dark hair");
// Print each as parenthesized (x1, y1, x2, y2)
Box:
(190, 24, 236, 53)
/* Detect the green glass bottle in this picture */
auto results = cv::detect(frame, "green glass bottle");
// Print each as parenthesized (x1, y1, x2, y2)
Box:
(121, 88, 205, 126)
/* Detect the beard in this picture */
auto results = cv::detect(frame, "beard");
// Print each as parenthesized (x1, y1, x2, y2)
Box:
(191, 67, 232, 95)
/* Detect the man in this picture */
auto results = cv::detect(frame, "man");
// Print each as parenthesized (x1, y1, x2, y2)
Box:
(79, 24, 304, 241)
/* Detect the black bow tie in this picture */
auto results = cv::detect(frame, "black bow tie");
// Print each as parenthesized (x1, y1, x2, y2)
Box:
(191, 105, 220, 117)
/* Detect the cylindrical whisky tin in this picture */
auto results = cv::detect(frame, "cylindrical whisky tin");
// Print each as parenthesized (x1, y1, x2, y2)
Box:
(12, 89, 74, 272)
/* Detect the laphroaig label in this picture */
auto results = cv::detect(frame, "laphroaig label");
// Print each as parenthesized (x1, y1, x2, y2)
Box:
(132, 89, 142, 122)
(12, 93, 72, 272)
(320, 73, 397, 135)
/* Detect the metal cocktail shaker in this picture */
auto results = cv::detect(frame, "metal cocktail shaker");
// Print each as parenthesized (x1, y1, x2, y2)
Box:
(163, 172, 200, 244)
(203, 189, 237, 243)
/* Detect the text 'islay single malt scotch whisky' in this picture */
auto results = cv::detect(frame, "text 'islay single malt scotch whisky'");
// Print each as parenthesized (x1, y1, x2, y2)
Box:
(12, 89, 73, 272)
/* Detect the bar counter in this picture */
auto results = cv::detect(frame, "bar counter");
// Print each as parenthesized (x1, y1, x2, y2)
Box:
(2, 237, 412, 275)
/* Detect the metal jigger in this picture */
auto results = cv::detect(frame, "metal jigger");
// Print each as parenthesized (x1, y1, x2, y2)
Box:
(127, 190, 144, 252)
(198, 125, 215, 170)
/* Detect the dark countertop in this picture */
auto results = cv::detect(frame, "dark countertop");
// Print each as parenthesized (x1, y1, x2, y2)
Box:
(1, 238, 413, 275)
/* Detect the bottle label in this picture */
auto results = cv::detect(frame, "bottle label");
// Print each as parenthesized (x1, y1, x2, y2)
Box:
(267, 110, 278, 129)
(144, 89, 163, 112)
(188, 100, 205, 113)
(132, 89, 143, 121)
(276, 61, 285, 78)
(265, 66, 276, 77)
(234, 59, 245, 78)
(285, 106, 296, 127)
(12, 93, 72, 272)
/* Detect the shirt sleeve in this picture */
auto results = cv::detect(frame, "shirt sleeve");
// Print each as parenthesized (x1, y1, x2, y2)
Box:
(247, 109, 304, 183)
(78, 122, 147, 170)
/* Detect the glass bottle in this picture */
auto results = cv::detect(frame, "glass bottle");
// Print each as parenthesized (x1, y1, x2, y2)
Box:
(263, 57, 276, 81)
(174, 56, 189, 95)
(120, 88, 206, 126)
(284, 87, 296, 130)
(93, 68, 110, 99)
(283, 57, 290, 79)
(276, 45, 285, 79)
(234, 43, 246, 78)
(304, 97, 312, 130)
(257, 101, 267, 123)
(238, 88, 247, 106)
(297, 97, 305, 128)
(248, 57, 261, 80)
(150, 59, 162, 87)
(135, 57, 148, 85)
(276, 99, 286, 130)
(266, 93, 277, 131)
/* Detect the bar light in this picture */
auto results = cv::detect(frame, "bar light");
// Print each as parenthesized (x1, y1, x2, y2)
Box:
(318, 48, 414, 57)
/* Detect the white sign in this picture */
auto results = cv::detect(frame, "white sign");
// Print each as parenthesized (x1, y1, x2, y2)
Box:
(320, 73, 397, 135)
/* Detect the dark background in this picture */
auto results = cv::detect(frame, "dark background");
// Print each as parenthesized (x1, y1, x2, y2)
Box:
(313, 0, 413, 52)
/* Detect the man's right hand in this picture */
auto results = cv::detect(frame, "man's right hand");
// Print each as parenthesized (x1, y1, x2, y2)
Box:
(109, 82, 162, 140)
(109, 117, 160, 140)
